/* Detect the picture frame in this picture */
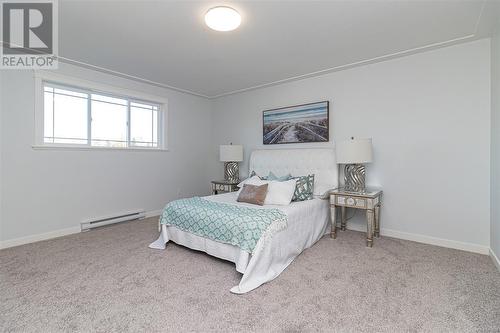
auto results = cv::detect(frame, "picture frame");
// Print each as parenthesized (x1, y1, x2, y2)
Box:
(262, 101, 329, 145)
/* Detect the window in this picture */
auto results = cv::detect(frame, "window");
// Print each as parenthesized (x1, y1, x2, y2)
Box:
(39, 80, 165, 150)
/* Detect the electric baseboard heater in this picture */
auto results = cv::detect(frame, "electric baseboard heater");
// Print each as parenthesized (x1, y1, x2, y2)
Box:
(81, 209, 146, 231)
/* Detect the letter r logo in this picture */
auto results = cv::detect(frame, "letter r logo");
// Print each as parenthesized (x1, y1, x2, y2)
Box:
(2, 2, 53, 55)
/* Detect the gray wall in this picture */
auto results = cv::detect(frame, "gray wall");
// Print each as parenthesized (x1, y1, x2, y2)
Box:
(491, 31, 500, 260)
(0, 63, 215, 243)
(211, 39, 491, 252)
(1, 38, 495, 255)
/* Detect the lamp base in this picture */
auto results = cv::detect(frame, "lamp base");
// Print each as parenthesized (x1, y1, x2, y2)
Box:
(224, 162, 239, 182)
(344, 164, 366, 193)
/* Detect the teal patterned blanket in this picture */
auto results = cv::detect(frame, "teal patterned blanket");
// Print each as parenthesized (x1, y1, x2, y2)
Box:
(160, 197, 288, 253)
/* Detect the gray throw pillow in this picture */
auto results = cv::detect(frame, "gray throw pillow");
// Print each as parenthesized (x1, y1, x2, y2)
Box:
(237, 184, 269, 206)
(249, 170, 267, 180)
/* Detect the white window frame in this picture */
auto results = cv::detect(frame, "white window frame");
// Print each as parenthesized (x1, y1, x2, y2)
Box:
(33, 71, 168, 151)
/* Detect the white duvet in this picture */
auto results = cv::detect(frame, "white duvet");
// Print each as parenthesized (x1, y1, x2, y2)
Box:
(149, 192, 330, 293)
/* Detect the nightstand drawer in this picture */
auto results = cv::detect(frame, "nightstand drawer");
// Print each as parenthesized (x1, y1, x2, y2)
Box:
(211, 180, 239, 195)
(331, 195, 367, 208)
(215, 184, 228, 191)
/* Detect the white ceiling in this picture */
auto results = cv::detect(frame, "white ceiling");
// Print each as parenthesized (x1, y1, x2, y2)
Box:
(59, 0, 499, 98)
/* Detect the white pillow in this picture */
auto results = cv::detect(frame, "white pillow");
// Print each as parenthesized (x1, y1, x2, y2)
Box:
(237, 175, 262, 188)
(264, 179, 297, 206)
(237, 176, 267, 195)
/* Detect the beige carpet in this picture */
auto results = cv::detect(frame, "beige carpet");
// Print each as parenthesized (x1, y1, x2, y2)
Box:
(1, 217, 499, 332)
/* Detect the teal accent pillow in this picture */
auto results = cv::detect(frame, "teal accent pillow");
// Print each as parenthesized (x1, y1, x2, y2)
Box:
(267, 171, 292, 181)
(292, 175, 315, 201)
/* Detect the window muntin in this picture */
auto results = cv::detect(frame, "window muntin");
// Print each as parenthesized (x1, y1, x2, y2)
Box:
(42, 82, 163, 149)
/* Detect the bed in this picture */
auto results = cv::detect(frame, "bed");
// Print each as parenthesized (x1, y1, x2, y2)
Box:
(149, 148, 338, 293)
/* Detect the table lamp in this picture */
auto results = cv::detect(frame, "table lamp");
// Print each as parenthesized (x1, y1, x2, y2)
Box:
(336, 137, 373, 193)
(219, 144, 243, 182)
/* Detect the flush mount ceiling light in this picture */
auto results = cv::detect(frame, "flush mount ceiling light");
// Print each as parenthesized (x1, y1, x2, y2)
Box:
(205, 6, 241, 32)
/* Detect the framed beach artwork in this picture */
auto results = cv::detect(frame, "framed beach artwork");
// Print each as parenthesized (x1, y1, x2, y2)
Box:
(262, 101, 329, 145)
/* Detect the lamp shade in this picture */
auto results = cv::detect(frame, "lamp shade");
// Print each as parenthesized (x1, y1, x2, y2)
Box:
(336, 138, 373, 164)
(219, 145, 243, 162)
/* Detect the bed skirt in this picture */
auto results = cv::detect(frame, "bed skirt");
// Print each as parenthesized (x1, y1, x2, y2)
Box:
(149, 224, 251, 274)
(149, 195, 330, 294)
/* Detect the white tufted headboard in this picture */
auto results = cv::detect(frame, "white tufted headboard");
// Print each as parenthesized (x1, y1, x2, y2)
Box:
(249, 148, 338, 197)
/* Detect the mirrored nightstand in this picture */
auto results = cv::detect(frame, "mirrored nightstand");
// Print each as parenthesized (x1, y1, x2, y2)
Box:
(330, 188, 382, 247)
(211, 180, 239, 195)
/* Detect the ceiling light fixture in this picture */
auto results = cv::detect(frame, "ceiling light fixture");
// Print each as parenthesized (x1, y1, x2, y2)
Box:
(205, 6, 241, 32)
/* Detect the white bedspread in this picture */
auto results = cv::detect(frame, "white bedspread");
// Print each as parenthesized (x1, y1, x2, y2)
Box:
(149, 192, 330, 293)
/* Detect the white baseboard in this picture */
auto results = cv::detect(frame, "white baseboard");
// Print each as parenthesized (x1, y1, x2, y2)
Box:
(0, 210, 490, 255)
(338, 223, 490, 255)
(490, 248, 500, 271)
(145, 209, 162, 218)
(0, 226, 81, 250)
(0, 209, 162, 250)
